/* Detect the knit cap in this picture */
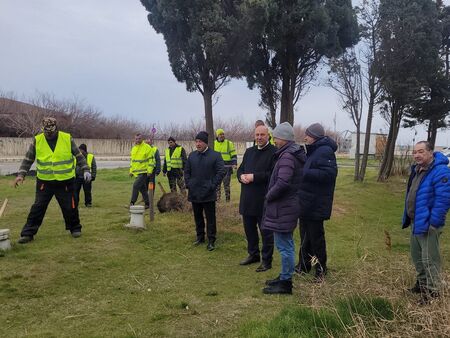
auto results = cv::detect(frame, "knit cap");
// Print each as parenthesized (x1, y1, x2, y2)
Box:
(305, 123, 325, 139)
(41, 117, 57, 132)
(216, 128, 224, 136)
(195, 131, 209, 144)
(272, 122, 295, 141)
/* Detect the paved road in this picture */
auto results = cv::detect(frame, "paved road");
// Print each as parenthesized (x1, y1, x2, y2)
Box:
(0, 160, 130, 176)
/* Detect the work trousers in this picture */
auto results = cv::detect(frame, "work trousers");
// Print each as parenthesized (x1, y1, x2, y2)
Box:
(21, 178, 81, 237)
(298, 218, 327, 272)
(192, 201, 216, 243)
(411, 226, 443, 292)
(167, 169, 185, 194)
(274, 231, 295, 281)
(131, 173, 149, 206)
(217, 167, 232, 201)
(243, 215, 274, 264)
(74, 178, 92, 206)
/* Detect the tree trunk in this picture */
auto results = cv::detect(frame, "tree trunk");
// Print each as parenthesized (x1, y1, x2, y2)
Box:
(202, 87, 215, 145)
(378, 104, 402, 181)
(428, 118, 438, 148)
(279, 49, 295, 125)
(266, 106, 277, 129)
(359, 92, 375, 181)
(354, 123, 361, 181)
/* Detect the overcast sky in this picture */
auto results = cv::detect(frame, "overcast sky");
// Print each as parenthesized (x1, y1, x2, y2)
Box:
(1, 0, 450, 145)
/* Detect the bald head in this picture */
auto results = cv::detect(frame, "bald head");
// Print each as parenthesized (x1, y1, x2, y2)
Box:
(255, 125, 269, 147)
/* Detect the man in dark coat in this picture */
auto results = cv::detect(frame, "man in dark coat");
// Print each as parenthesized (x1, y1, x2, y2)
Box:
(238, 125, 276, 272)
(295, 123, 338, 282)
(261, 122, 305, 295)
(184, 131, 225, 251)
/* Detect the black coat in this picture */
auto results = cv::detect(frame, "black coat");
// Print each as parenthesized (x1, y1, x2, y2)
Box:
(237, 143, 277, 216)
(184, 148, 225, 203)
(299, 136, 338, 220)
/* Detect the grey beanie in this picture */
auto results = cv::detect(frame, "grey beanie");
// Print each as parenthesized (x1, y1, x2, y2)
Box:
(305, 123, 325, 139)
(272, 122, 295, 141)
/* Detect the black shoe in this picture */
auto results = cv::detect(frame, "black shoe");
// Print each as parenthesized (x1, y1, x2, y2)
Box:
(408, 280, 425, 294)
(18, 236, 33, 244)
(207, 242, 215, 251)
(265, 275, 280, 286)
(263, 279, 292, 295)
(193, 239, 205, 246)
(418, 290, 440, 305)
(71, 231, 82, 238)
(314, 266, 327, 283)
(85, 203, 92, 208)
(144, 204, 150, 210)
(239, 255, 260, 266)
(294, 264, 311, 275)
(255, 263, 272, 272)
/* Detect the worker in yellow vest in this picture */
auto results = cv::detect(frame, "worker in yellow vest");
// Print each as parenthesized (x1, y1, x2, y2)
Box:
(74, 143, 96, 207)
(145, 137, 161, 188)
(130, 133, 152, 208)
(163, 136, 187, 194)
(13, 117, 91, 244)
(214, 129, 237, 202)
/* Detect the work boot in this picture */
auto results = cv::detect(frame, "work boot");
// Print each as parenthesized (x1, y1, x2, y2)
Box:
(207, 241, 215, 251)
(408, 280, 425, 294)
(18, 236, 33, 244)
(265, 275, 281, 286)
(263, 279, 292, 295)
(314, 266, 327, 283)
(255, 262, 272, 272)
(239, 255, 260, 265)
(71, 231, 82, 238)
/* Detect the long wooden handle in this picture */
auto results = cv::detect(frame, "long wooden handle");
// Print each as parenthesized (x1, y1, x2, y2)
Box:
(0, 198, 8, 218)
(157, 182, 166, 194)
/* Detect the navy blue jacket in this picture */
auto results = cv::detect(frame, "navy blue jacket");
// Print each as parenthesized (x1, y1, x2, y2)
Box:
(403, 152, 450, 234)
(298, 136, 338, 220)
(184, 148, 225, 203)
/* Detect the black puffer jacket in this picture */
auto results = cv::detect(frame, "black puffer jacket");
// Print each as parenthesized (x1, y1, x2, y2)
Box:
(299, 137, 338, 220)
(184, 148, 225, 203)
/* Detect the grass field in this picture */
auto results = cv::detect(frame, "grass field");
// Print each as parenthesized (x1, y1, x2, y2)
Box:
(0, 167, 449, 337)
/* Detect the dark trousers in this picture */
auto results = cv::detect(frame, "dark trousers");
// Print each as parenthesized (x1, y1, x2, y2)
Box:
(21, 179, 82, 237)
(167, 170, 185, 194)
(74, 178, 92, 206)
(243, 215, 274, 264)
(217, 167, 232, 201)
(298, 218, 327, 271)
(192, 201, 216, 242)
(131, 174, 149, 205)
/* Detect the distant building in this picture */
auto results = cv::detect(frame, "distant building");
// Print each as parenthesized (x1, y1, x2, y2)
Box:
(349, 132, 387, 159)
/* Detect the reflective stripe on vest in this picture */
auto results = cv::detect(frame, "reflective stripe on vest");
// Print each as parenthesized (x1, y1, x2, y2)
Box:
(165, 146, 182, 171)
(35, 131, 75, 181)
(130, 143, 151, 177)
(87, 153, 94, 168)
(214, 139, 236, 162)
(148, 146, 157, 174)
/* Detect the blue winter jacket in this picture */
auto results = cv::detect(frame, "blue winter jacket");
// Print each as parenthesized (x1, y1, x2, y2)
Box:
(402, 152, 450, 235)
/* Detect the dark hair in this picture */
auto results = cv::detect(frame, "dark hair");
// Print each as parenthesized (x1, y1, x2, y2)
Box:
(135, 133, 142, 137)
(79, 143, 87, 152)
(168, 136, 176, 142)
(416, 141, 433, 151)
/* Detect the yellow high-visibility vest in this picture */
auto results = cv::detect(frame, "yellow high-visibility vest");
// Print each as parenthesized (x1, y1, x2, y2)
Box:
(165, 146, 182, 171)
(35, 131, 75, 181)
(214, 139, 236, 162)
(86, 153, 94, 168)
(148, 146, 157, 174)
(130, 142, 151, 177)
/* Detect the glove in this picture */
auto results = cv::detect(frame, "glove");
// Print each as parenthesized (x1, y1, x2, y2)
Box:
(84, 171, 92, 183)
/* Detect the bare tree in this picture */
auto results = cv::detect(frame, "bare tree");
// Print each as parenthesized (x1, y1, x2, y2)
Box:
(328, 49, 364, 181)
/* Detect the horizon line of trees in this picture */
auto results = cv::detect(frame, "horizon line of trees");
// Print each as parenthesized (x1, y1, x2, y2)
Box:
(140, 0, 450, 181)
